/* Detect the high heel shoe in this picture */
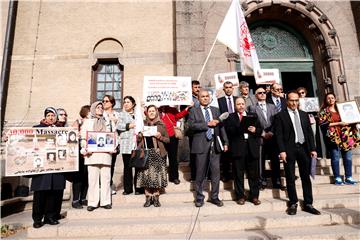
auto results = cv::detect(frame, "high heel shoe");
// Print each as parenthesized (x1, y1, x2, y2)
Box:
(143, 196, 152, 207)
(153, 195, 161, 207)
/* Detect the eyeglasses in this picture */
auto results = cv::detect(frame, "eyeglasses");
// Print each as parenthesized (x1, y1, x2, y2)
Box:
(256, 92, 266, 95)
(102, 100, 110, 103)
(59, 113, 67, 116)
(274, 88, 283, 92)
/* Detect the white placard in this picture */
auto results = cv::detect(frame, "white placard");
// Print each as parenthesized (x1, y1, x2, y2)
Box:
(214, 72, 239, 90)
(142, 126, 158, 137)
(143, 76, 192, 106)
(255, 69, 280, 85)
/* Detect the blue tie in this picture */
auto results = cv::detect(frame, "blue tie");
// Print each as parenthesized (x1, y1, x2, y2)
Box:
(204, 107, 212, 141)
(276, 98, 282, 112)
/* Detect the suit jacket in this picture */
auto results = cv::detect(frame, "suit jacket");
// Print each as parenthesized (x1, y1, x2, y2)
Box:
(248, 102, 277, 133)
(240, 94, 257, 108)
(225, 111, 263, 158)
(274, 109, 316, 154)
(218, 96, 237, 114)
(266, 95, 287, 111)
(187, 106, 229, 154)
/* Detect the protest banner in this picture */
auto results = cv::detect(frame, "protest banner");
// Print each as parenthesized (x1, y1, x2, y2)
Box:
(214, 72, 239, 91)
(5, 127, 79, 176)
(86, 131, 117, 153)
(255, 69, 280, 85)
(143, 76, 192, 106)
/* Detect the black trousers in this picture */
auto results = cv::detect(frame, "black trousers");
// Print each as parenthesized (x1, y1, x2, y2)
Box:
(189, 136, 197, 181)
(110, 152, 118, 186)
(220, 151, 233, 180)
(32, 189, 63, 222)
(72, 155, 88, 202)
(260, 138, 281, 184)
(122, 154, 141, 193)
(165, 136, 179, 181)
(284, 144, 313, 205)
(233, 145, 259, 200)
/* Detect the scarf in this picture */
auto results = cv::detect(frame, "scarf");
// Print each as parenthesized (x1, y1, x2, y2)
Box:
(90, 101, 106, 131)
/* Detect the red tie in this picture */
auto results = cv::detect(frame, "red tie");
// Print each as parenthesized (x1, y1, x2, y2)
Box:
(239, 112, 243, 121)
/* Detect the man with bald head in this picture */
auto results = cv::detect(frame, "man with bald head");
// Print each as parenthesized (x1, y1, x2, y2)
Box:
(188, 89, 229, 207)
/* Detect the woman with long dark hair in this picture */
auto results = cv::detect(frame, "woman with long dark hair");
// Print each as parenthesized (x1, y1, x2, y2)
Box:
(318, 93, 359, 185)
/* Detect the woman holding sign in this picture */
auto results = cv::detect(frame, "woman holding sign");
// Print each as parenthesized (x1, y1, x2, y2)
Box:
(319, 93, 359, 185)
(137, 105, 170, 207)
(80, 101, 113, 211)
(31, 107, 66, 228)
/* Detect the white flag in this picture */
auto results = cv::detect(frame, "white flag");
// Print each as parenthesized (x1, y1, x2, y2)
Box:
(216, 0, 263, 82)
(134, 98, 144, 135)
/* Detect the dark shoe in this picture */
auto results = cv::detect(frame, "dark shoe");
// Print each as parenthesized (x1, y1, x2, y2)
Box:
(286, 204, 298, 215)
(43, 218, 59, 225)
(173, 179, 181, 185)
(209, 198, 224, 207)
(33, 221, 43, 228)
(80, 199, 88, 206)
(273, 183, 286, 191)
(303, 204, 321, 215)
(87, 206, 97, 211)
(252, 198, 261, 206)
(237, 198, 246, 205)
(195, 200, 204, 207)
(102, 204, 112, 209)
(135, 191, 143, 195)
(143, 196, 152, 207)
(72, 201, 83, 209)
(122, 191, 133, 195)
(153, 195, 161, 207)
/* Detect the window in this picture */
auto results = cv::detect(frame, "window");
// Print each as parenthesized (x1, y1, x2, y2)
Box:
(92, 59, 124, 111)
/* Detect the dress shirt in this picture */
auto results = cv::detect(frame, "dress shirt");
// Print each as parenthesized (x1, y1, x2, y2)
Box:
(201, 105, 214, 136)
(287, 108, 304, 144)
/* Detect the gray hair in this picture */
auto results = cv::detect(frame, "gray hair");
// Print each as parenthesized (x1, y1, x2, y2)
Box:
(239, 81, 249, 88)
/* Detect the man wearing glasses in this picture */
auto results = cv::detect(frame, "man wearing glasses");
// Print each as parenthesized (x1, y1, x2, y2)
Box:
(266, 83, 286, 113)
(249, 87, 284, 190)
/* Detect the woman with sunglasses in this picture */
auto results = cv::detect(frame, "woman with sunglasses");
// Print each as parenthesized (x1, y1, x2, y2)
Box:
(56, 108, 68, 127)
(319, 93, 359, 185)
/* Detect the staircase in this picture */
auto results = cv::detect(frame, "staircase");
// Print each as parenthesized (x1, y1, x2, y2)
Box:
(5, 156, 360, 239)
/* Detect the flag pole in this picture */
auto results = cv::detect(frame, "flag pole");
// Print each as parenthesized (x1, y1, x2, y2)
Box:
(196, 37, 218, 81)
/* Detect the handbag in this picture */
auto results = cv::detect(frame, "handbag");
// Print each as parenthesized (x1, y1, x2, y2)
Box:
(130, 137, 149, 168)
(166, 114, 183, 139)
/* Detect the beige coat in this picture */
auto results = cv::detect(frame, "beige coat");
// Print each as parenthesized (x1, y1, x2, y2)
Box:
(81, 118, 112, 165)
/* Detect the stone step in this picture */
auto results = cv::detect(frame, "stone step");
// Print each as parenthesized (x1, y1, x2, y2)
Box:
(65, 193, 360, 220)
(26, 208, 360, 238)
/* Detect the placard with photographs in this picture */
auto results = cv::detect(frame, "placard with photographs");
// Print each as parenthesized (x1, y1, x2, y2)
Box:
(86, 131, 116, 153)
(299, 97, 320, 112)
(5, 127, 79, 176)
(336, 101, 360, 124)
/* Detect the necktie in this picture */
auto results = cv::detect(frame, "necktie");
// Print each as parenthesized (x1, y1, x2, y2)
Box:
(260, 104, 267, 122)
(227, 97, 234, 113)
(239, 112, 243, 121)
(293, 111, 305, 144)
(204, 107, 212, 141)
(276, 98, 282, 112)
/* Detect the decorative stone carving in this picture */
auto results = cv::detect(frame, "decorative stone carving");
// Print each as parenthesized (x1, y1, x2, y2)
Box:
(328, 29, 337, 38)
(256, 0, 264, 3)
(305, 2, 315, 12)
(315, 35, 324, 42)
(323, 45, 340, 60)
(241, 2, 248, 11)
(258, 8, 263, 14)
(225, 48, 239, 62)
(318, 14, 328, 23)
(324, 77, 332, 86)
(289, 0, 299, 4)
(285, 9, 292, 15)
(337, 74, 346, 84)
(308, 24, 316, 30)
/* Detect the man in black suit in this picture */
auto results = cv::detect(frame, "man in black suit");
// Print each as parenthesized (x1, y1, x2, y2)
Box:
(226, 97, 263, 205)
(217, 81, 237, 182)
(249, 87, 285, 190)
(266, 83, 287, 113)
(188, 89, 229, 207)
(274, 91, 320, 215)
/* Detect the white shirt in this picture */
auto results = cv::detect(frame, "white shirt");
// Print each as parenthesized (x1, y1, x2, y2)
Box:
(201, 105, 214, 135)
(287, 108, 301, 143)
(272, 96, 281, 106)
(258, 101, 267, 121)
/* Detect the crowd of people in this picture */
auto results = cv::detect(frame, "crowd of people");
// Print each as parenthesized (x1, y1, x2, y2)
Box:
(9, 80, 359, 229)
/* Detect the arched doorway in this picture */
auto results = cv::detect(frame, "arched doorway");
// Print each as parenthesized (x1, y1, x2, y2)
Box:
(251, 21, 317, 96)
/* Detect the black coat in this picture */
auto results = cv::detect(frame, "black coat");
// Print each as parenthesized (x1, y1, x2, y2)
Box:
(225, 112, 263, 159)
(30, 123, 66, 191)
(274, 109, 316, 154)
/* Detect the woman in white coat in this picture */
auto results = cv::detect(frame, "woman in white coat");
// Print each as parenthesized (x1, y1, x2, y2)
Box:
(80, 101, 112, 211)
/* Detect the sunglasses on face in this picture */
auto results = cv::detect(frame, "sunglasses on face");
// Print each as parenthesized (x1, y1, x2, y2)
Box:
(102, 100, 110, 103)
(256, 92, 266, 95)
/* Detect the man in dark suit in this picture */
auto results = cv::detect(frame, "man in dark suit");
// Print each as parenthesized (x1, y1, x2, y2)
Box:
(217, 81, 237, 182)
(249, 87, 285, 190)
(266, 83, 287, 113)
(226, 97, 263, 205)
(274, 91, 320, 215)
(188, 89, 229, 207)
